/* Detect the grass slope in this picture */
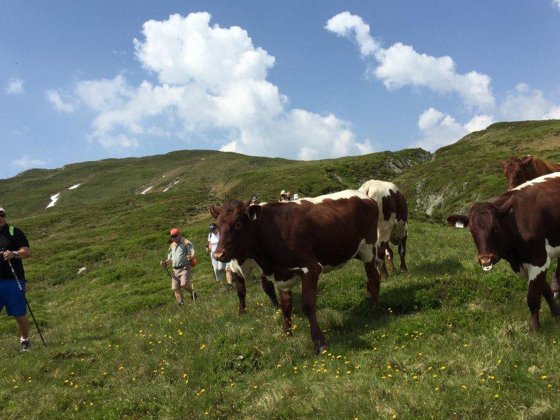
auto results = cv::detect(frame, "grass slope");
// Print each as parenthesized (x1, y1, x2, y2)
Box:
(1, 122, 560, 417)
(394, 120, 560, 219)
(0, 148, 430, 219)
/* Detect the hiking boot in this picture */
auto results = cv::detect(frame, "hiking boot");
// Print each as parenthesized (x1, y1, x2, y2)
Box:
(226, 284, 234, 291)
(20, 338, 31, 352)
(178, 300, 185, 306)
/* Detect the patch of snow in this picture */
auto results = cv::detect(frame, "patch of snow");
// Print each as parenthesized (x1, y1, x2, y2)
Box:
(163, 180, 180, 192)
(141, 186, 153, 195)
(77, 267, 87, 275)
(46, 193, 61, 208)
(68, 183, 81, 190)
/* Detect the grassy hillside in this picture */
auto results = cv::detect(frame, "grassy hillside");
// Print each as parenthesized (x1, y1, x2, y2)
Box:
(1, 122, 560, 417)
(0, 148, 429, 219)
(394, 120, 560, 218)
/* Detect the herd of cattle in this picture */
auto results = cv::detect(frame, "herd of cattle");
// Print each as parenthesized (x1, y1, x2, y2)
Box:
(209, 155, 560, 354)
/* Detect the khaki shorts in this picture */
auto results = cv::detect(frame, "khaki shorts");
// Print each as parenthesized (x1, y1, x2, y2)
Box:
(171, 266, 192, 290)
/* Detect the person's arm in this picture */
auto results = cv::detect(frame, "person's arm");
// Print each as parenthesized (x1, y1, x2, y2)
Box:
(160, 248, 172, 266)
(187, 242, 195, 259)
(3, 246, 31, 260)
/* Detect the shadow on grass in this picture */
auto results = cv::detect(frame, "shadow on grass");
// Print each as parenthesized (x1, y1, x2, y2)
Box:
(413, 257, 463, 276)
(324, 280, 444, 352)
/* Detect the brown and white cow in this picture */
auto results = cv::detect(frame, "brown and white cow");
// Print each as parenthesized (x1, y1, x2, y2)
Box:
(209, 190, 380, 354)
(447, 173, 560, 330)
(359, 180, 408, 276)
(501, 155, 560, 297)
(501, 155, 560, 191)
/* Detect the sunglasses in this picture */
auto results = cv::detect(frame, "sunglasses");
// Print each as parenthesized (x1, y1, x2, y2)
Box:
(171, 234, 179, 238)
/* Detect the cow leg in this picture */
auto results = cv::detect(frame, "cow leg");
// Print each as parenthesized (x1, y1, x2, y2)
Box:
(542, 277, 560, 318)
(260, 275, 279, 308)
(551, 259, 560, 299)
(385, 244, 397, 274)
(528, 272, 546, 331)
(377, 242, 389, 278)
(365, 261, 381, 310)
(233, 272, 247, 314)
(278, 289, 293, 336)
(300, 269, 327, 354)
(398, 235, 408, 272)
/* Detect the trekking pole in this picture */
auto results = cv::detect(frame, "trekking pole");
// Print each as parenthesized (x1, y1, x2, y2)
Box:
(5, 257, 47, 347)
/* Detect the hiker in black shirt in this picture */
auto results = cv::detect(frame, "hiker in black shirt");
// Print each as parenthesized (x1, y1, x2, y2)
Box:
(0, 207, 32, 351)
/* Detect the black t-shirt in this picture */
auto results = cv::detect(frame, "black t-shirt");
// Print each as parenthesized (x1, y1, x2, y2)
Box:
(0, 224, 29, 280)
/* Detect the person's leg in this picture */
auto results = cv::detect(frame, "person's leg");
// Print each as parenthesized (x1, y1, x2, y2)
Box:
(226, 266, 233, 286)
(171, 269, 184, 304)
(180, 267, 195, 299)
(211, 258, 222, 282)
(15, 316, 30, 340)
(6, 280, 31, 349)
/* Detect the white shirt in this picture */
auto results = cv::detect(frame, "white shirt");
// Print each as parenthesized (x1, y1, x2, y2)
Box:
(208, 232, 220, 254)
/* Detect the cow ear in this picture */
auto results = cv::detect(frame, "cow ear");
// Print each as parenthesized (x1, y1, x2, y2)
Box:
(209, 204, 223, 219)
(521, 155, 532, 164)
(497, 199, 513, 216)
(447, 215, 469, 229)
(247, 204, 262, 221)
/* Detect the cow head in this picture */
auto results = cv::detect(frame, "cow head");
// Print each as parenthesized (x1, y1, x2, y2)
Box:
(209, 200, 262, 262)
(501, 156, 532, 190)
(447, 201, 512, 271)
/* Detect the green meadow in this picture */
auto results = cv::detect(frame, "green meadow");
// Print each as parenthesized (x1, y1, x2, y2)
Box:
(1, 120, 560, 418)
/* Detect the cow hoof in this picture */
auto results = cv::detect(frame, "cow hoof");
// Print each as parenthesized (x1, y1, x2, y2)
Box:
(555, 292, 560, 300)
(530, 321, 542, 332)
(316, 345, 328, 356)
(238, 308, 247, 315)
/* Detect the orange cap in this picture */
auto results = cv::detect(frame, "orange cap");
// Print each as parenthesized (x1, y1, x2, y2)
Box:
(170, 228, 180, 236)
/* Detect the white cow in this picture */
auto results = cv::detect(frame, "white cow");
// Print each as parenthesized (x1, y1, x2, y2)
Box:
(359, 180, 408, 276)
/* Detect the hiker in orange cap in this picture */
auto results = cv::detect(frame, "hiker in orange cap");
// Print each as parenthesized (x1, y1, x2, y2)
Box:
(160, 228, 196, 304)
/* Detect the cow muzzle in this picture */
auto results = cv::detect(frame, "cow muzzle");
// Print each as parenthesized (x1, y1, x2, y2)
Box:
(479, 255, 494, 272)
(213, 250, 228, 262)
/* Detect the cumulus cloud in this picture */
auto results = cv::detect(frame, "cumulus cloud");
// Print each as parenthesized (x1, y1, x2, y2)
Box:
(415, 108, 493, 151)
(552, 0, 560, 10)
(499, 83, 560, 121)
(327, 11, 560, 152)
(5, 78, 24, 95)
(57, 12, 373, 158)
(324, 12, 381, 57)
(12, 155, 47, 169)
(326, 12, 495, 111)
(46, 90, 75, 113)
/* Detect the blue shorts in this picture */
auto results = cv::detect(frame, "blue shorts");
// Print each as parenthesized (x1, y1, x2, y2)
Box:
(0, 279, 27, 317)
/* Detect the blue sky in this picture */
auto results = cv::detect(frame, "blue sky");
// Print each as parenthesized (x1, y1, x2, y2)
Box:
(1, 0, 559, 179)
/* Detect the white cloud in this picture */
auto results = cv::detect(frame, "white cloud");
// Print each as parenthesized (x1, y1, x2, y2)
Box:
(324, 11, 381, 57)
(46, 90, 75, 113)
(326, 11, 560, 152)
(499, 83, 560, 121)
(61, 12, 373, 159)
(415, 108, 493, 151)
(326, 12, 495, 111)
(75, 75, 133, 111)
(464, 114, 494, 133)
(6, 78, 24, 95)
(12, 155, 47, 169)
(552, 0, 560, 10)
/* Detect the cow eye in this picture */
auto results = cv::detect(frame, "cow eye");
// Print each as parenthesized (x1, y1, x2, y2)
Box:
(235, 221, 242, 229)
